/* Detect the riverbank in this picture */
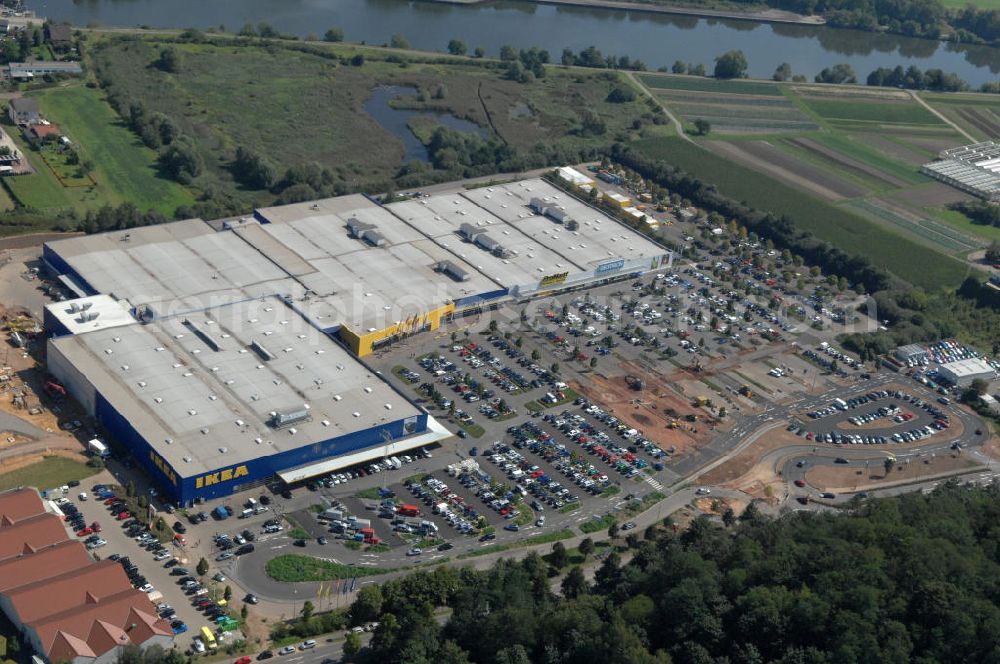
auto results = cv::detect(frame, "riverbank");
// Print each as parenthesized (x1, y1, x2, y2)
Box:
(420, 0, 826, 25)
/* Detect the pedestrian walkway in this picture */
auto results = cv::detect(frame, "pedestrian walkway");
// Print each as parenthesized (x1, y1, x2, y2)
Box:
(643, 474, 662, 490)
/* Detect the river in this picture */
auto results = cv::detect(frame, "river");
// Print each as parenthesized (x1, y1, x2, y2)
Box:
(34, 0, 1000, 85)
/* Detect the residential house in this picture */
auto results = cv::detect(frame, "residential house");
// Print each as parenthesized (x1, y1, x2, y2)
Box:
(8, 97, 39, 125)
(23, 122, 60, 146)
(44, 24, 72, 49)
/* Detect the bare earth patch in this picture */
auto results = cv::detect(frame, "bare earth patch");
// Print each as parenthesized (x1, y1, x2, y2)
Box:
(806, 453, 979, 492)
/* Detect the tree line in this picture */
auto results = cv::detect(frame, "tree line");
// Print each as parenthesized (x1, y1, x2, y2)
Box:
(340, 482, 1000, 663)
(733, 0, 1000, 45)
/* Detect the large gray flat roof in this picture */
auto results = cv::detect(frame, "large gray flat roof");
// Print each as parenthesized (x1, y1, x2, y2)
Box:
(50, 298, 420, 475)
(46, 174, 666, 335)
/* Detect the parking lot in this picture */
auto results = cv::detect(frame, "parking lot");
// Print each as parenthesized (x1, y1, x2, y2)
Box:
(795, 386, 957, 446)
(48, 479, 232, 652)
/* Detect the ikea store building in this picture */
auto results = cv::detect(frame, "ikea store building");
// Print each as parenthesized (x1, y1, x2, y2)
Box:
(42, 177, 670, 503)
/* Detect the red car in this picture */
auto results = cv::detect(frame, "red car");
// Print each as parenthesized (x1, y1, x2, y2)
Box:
(235, 657, 252, 664)
(76, 527, 94, 536)
(116, 511, 131, 521)
(794, 479, 806, 488)
(103, 496, 118, 505)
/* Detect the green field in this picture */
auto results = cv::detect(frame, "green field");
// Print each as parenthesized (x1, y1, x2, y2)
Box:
(0, 457, 99, 492)
(937, 0, 1000, 9)
(637, 74, 783, 96)
(798, 97, 943, 126)
(265, 554, 394, 581)
(932, 208, 1000, 244)
(631, 137, 971, 290)
(27, 86, 195, 215)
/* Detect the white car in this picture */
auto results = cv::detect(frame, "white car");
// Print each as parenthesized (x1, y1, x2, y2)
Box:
(139, 584, 155, 593)
(695, 487, 711, 495)
(300, 640, 316, 650)
(192, 639, 206, 654)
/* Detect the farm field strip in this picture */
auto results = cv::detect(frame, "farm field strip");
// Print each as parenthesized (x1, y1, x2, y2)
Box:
(728, 139, 867, 199)
(954, 107, 1000, 139)
(789, 86, 913, 101)
(804, 133, 930, 185)
(653, 90, 798, 106)
(786, 136, 910, 189)
(846, 199, 979, 252)
(637, 74, 783, 96)
(691, 120, 819, 133)
(670, 102, 809, 120)
(798, 97, 944, 126)
(931, 208, 1000, 244)
(852, 133, 931, 167)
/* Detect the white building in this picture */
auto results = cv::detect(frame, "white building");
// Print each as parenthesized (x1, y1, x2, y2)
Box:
(937, 357, 996, 387)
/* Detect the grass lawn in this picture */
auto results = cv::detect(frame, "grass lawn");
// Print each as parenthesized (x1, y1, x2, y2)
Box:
(0, 457, 99, 492)
(457, 528, 575, 559)
(28, 85, 195, 215)
(4, 145, 73, 211)
(264, 554, 394, 581)
(579, 514, 616, 534)
(630, 137, 971, 291)
(637, 74, 783, 96)
(798, 97, 942, 126)
(456, 420, 485, 438)
(354, 487, 382, 500)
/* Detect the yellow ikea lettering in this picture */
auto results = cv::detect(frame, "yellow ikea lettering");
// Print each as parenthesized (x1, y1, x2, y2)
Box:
(195, 465, 249, 489)
(148, 450, 178, 486)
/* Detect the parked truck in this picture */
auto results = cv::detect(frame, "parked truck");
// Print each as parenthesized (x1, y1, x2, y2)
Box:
(388, 456, 402, 470)
(87, 439, 110, 457)
(213, 506, 229, 520)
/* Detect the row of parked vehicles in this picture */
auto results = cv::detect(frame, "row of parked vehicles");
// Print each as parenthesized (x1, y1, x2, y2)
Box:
(849, 404, 901, 426)
(412, 477, 479, 535)
(506, 423, 609, 497)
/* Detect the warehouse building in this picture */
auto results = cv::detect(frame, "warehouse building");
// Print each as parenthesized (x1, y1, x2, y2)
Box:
(48, 297, 447, 503)
(936, 357, 996, 387)
(922, 141, 1000, 202)
(44, 177, 669, 357)
(0, 489, 172, 664)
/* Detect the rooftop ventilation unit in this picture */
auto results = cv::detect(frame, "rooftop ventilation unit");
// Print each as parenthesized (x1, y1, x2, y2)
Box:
(435, 260, 471, 282)
(183, 318, 222, 352)
(249, 338, 275, 361)
(458, 222, 483, 241)
(346, 217, 376, 238)
(361, 229, 386, 247)
(269, 408, 311, 429)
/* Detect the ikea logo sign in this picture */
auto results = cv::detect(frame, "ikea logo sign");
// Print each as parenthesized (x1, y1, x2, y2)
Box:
(148, 451, 178, 486)
(196, 465, 250, 489)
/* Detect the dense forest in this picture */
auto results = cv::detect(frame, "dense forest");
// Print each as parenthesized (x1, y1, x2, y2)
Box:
(344, 483, 1000, 663)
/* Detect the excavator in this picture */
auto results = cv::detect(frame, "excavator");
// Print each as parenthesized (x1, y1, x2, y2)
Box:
(625, 375, 645, 391)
